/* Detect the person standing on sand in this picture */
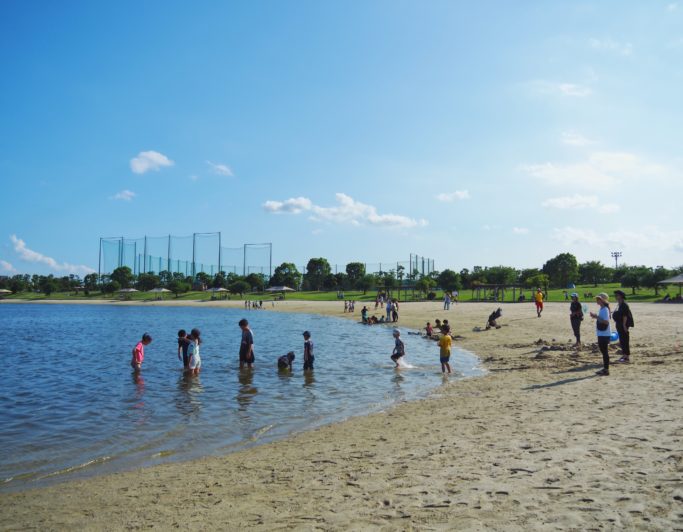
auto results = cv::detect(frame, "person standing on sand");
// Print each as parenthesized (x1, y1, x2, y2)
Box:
(385, 298, 392, 321)
(535, 288, 544, 318)
(569, 293, 583, 348)
(590, 293, 612, 376)
(444, 292, 451, 311)
(238, 319, 255, 369)
(613, 290, 634, 364)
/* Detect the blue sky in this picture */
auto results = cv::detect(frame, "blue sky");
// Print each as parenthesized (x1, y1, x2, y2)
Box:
(1, 1, 682, 277)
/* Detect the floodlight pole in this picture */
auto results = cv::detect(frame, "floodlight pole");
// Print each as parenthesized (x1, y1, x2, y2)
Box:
(192, 233, 196, 278)
(611, 251, 622, 269)
(98, 238, 102, 282)
(218, 232, 222, 274)
(143, 236, 147, 274)
(167, 235, 171, 273)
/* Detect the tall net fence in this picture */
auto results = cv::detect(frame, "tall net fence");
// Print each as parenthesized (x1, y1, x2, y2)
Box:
(99, 235, 272, 279)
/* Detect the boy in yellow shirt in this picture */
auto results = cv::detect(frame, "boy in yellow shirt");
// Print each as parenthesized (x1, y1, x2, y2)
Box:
(439, 325, 452, 374)
(535, 288, 544, 318)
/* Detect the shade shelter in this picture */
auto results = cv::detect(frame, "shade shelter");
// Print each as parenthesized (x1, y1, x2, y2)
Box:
(265, 286, 295, 299)
(658, 273, 683, 297)
(0, 288, 11, 299)
(148, 287, 171, 300)
(210, 287, 229, 300)
(118, 288, 138, 300)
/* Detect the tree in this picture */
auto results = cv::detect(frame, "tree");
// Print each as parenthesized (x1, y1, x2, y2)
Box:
(304, 258, 331, 291)
(39, 275, 59, 296)
(357, 274, 375, 295)
(334, 272, 349, 290)
(229, 280, 251, 296)
(159, 270, 173, 287)
(437, 269, 462, 292)
(345, 262, 366, 288)
(542, 253, 578, 288)
(415, 276, 436, 297)
(518, 268, 541, 287)
(137, 273, 160, 291)
(621, 266, 651, 295)
(459, 268, 471, 289)
(485, 266, 518, 286)
(270, 262, 302, 289)
(9, 274, 28, 294)
(195, 272, 212, 287)
(110, 266, 134, 289)
(168, 280, 190, 298)
(323, 273, 338, 291)
(525, 273, 549, 290)
(245, 273, 266, 292)
(642, 266, 672, 296)
(83, 273, 99, 295)
(578, 261, 609, 287)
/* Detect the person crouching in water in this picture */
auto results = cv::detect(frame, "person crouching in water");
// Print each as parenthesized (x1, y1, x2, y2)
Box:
(278, 351, 296, 371)
(131, 333, 152, 372)
(303, 331, 315, 371)
(390, 328, 405, 367)
(439, 325, 452, 374)
(485, 308, 502, 330)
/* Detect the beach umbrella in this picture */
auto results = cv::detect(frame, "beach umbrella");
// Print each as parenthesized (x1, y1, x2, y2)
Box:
(0, 289, 11, 294)
(148, 287, 171, 293)
(264, 286, 295, 292)
(658, 273, 683, 296)
(210, 287, 228, 292)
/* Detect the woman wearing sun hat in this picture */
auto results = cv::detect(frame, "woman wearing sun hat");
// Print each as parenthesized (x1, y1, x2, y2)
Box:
(590, 293, 612, 376)
(569, 293, 583, 348)
(613, 290, 634, 363)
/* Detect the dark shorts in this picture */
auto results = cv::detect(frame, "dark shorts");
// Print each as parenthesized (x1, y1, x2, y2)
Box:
(182, 352, 190, 368)
(440, 356, 450, 364)
(240, 350, 255, 364)
(391, 354, 403, 361)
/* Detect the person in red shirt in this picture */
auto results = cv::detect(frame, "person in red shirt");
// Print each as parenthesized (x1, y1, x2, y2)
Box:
(131, 333, 152, 372)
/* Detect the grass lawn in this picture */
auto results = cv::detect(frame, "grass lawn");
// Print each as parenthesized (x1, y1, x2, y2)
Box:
(1, 283, 674, 303)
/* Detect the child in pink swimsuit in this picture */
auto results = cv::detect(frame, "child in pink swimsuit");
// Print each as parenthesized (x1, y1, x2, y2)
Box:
(131, 333, 152, 372)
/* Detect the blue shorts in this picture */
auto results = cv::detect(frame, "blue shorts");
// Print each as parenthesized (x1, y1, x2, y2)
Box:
(440, 356, 450, 364)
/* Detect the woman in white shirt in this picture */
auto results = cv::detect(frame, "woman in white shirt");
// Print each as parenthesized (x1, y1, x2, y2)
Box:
(589, 293, 612, 376)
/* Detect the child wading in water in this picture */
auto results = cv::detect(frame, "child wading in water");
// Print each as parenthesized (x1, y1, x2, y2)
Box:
(439, 326, 452, 374)
(303, 331, 314, 370)
(278, 351, 296, 370)
(177, 329, 191, 372)
(391, 328, 405, 367)
(131, 333, 152, 372)
(239, 319, 255, 369)
(188, 328, 202, 375)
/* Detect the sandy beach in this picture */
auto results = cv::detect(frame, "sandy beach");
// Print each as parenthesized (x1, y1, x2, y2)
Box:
(1, 299, 682, 530)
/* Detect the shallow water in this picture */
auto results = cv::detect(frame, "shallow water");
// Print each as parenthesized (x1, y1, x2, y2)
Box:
(1, 304, 482, 491)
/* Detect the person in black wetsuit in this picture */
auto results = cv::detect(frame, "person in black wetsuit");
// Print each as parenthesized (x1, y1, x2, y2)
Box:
(613, 290, 634, 363)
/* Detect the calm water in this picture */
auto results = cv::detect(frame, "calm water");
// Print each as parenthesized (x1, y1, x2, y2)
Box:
(1, 303, 481, 491)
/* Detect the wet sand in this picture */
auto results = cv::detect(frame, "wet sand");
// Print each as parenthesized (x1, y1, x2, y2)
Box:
(2, 299, 682, 530)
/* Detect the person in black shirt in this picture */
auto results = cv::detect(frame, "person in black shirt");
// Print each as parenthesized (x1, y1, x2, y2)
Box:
(569, 293, 583, 348)
(278, 351, 295, 370)
(613, 290, 634, 363)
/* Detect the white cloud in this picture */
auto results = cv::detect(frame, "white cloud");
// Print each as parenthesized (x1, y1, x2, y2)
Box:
(553, 226, 683, 252)
(206, 161, 233, 177)
(189, 175, 199, 181)
(10, 235, 95, 275)
(589, 38, 633, 56)
(512, 227, 529, 235)
(263, 193, 428, 229)
(523, 151, 670, 191)
(541, 194, 620, 214)
(111, 189, 136, 201)
(667, 2, 678, 11)
(561, 131, 592, 146)
(436, 190, 471, 202)
(130, 150, 174, 174)
(263, 197, 313, 214)
(0, 260, 16, 273)
(557, 83, 592, 97)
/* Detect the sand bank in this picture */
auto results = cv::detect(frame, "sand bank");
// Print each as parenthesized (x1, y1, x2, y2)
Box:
(2, 300, 682, 530)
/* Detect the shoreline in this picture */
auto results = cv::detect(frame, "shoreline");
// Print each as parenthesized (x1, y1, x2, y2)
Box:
(1, 300, 682, 529)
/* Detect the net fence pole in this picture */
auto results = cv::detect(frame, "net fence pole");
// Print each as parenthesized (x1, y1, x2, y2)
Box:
(218, 232, 222, 274)
(192, 233, 196, 278)
(243, 244, 246, 276)
(134, 241, 138, 275)
(167, 235, 171, 272)
(98, 238, 102, 282)
(143, 236, 147, 274)
(269, 243, 272, 279)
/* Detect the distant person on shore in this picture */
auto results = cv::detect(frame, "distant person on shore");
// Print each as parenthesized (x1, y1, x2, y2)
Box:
(278, 351, 296, 370)
(453, 290, 459, 304)
(442, 319, 450, 333)
(188, 328, 202, 375)
(444, 293, 451, 310)
(391, 300, 399, 322)
(303, 331, 314, 371)
(590, 293, 612, 376)
(425, 322, 433, 338)
(535, 288, 544, 318)
(177, 329, 191, 371)
(131, 333, 152, 372)
(361, 306, 368, 323)
(385, 299, 392, 321)
(434, 319, 442, 332)
(439, 325, 452, 374)
(239, 319, 255, 369)
(344, 300, 348, 313)
(569, 293, 583, 348)
(485, 308, 502, 330)
(613, 290, 634, 364)
(390, 328, 405, 367)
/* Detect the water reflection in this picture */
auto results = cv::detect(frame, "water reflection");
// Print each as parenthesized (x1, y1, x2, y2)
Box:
(175, 373, 203, 418)
(303, 371, 316, 388)
(236, 369, 258, 411)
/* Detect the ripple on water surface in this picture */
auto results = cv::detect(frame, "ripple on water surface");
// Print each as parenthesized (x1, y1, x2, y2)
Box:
(0, 304, 481, 491)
